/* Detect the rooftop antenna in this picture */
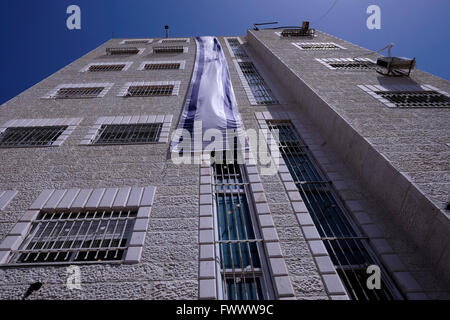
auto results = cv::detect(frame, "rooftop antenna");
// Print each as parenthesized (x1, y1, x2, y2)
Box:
(253, 22, 278, 30)
(165, 25, 169, 38)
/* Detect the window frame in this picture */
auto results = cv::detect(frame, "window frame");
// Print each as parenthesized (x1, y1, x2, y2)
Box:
(43, 83, 114, 99)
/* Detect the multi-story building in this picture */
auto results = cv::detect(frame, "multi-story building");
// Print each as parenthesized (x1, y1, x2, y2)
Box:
(0, 28, 449, 300)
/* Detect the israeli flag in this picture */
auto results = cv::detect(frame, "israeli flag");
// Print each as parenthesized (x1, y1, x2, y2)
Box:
(171, 36, 245, 153)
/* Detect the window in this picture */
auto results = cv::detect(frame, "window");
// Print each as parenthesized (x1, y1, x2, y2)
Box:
(0, 126, 67, 148)
(106, 47, 143, 55)
(126, 85, 173, 97)
(0, 185, 156, 266)
(358, 84, 450, 108)
(56, 87, 104, 99)
(237, 61, 277, 105)
(120, 39, 152, 44)
(316, 58, 376, 71)
(267, 120, 401, 300)
(292, 42, 345, 50)
(88, 64, 125, 72)
(213, 160, 273, 300)
(145, 63, 180, 70)
(225, 38, 248, 58)
(10, 209, 137, 265)
(159, 38, 189, 43)
(118, 81, 180, 97)
(375, 91, 450, 108)
(93, 123, 162, 145)
(152, 46, 185, 54)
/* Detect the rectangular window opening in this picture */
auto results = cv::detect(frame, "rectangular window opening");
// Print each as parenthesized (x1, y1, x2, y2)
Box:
(55, 87, 104, 99)
(375, 90, 450, 108)
(0, 126, 67, 148)
(153, 46, 184, 54)
(125, 85, 174, 97)
(238, 62, 277, 105)
(93, 123, 163, 145)
(106, 47, 140, 55)
(144, 63, 181, 70)
(226, 38, 248, 58)
(88, 64, 126, 72)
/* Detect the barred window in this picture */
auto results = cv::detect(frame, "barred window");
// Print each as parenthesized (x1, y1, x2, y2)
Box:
(144, 63, 181, 70)
(9, 209, 137, 265)
(294, 42, 343, 50)
(238, 62, 277, 105)
(328, 61, 376, 71)
(375, 91, 450, 108)
(153, 46, 184, 54)
(0, 126, 67, 148)
(122, 40, 150, 44)
(267, 121, 402, 300)
(55, 87, 104, 99)
(161, 39, 188, 43)
(106, 47, 140, 55)
(213, 160, 272, 300)
(125, 85, 174, 97)
(88, 64, 125, 72)
(226, 38, 248, 58)
(93, 123, 162, 145)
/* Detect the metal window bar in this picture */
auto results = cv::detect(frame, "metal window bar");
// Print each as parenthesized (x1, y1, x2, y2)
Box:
(238, 62, 277, 105)
(8, 209, 137, 266)
(55, 87, 104, 99)
(298, 43, 341, 50)
(161, 39, 188, 43)
(88, 64, 126, 72)
(106, 47, 140, 55)
(328, 61, 376, 71)
(281, 28, 315, 38)
(375, 91, 450, 108)
(125, 85, 174, 97)
(0, 126, 67, 148)
(267, 120, 401, 300)
(144, 63, 181, 70)
(226, 38, 248, 58)
(93, 123, 163, 145)
(123, 40, 149, 44)
(213, 159, 272, 300)
(153, 46, 184, 54)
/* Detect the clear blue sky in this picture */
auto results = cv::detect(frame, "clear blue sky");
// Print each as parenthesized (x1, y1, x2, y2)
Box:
(0, 0, 449, 105)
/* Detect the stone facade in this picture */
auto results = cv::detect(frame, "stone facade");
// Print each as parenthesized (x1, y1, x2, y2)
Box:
(0, 30, 448, 300)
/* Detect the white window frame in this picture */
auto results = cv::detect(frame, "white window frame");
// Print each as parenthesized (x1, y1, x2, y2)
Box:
(137, 60, 186, 71)
(149, 46, 188, 54)
(0, 117, 82, 147)
(117, 81, 181, 97)
(42, 83, 114, 99)
(119, 39, 153, 45)
(157, 38, 190, 43)
(80, 114, 173, 145)
(315, 58, 376, 70)
(80, 62, 134, 73)
(224, 37, 246, 58)
(292, 42, 346, 50)
(0, 190, 18, 210)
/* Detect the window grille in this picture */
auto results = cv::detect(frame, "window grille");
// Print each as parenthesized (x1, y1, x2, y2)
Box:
(0, 126, 67, 148)
(161, 39, 187, 43)
(226, 38, 248, 58)
(328, 61, 376, 71)
(123, 40, 150, 44)
(93, 123, 162, 145)
(375, 91, 450, 108)
(88, 64, 125, 72)
(267, 121, 402, 300)
(54, 87, 104, 99)
(144, 63, 181, 70)
(238, 62, 277, 105)
(125, 85, 174, 97)
(8, 209, 137, 265)
(213, 159, 272, 300)
(281, 29, 314, 38)
(106, 47, 140, 55)
(153, 46, 184, 54)
(296, 43, 341, 50)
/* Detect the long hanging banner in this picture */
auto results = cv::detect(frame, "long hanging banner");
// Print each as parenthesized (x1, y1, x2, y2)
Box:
(171, 36, 245, 153)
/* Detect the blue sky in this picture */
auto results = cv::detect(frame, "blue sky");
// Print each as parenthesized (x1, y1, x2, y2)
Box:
(0, 0, 449, 105)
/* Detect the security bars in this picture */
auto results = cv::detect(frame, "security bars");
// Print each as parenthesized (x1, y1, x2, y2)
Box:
(153, 46, 184, 54)
(328, 61, 376, 71)
(0, 126, 67, 148)
(375, 90, 450, 108)
(88, 64, 126, 72)
(296, 43, 341, 50)
(267, 120, 401, 300)
(226, 38, 248, 58)
(238, 62, 277, 105)
(212, 159, 272, 300)
(93, 123, 163, 145)
(9, 209, 137, 265)
(125, 85, 174, 97)
(106, 47, 140, 55)
(161, 39, 188, 43)
(144, 63, 181, 70)
(55, 87, 104, 99)
(122, 40, 150, 44)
